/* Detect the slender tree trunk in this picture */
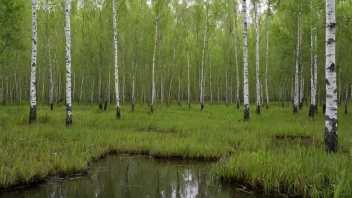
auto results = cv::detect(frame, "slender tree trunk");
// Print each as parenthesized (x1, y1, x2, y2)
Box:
(309, 3, 315, 117)
(151, 16, 158, 113)
(255, 1, 260, 115)
(265, 2, 270, 109)
(168, 46, 176, 107)
(293, 13, 301, 114)
(242, 0, 249, 120)
(113, 0, 120, 119)
(122, 52, 126, 104)
(200, 5, 208, 110)
(344, 88, 348, 114)
(233, 12, 240, 109)
(29, 0, 37, 124)
(178, 73, 181, 106)
(65, 0, 72, 126)
(324, 0, 337, 152)
(186, 29, 191, 109)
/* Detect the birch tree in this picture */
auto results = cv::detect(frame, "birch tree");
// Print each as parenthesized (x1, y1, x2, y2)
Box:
(254, 0, 261, 115)
(233, 6, 240, 109)
(113, 0, 120, 119)
(29, 0, 38, 124)
(293, 11, 301, 114)
(200, 2, 209, 110)
(151, 15, 158, 113)
(65, 0, 72, 126)
(265, 0, 270, 109)
(242, 0, 249, 120)
(324, 0, 337, 152)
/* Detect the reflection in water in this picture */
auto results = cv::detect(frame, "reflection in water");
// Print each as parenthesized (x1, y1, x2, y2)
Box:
(0, 155, 251, 198)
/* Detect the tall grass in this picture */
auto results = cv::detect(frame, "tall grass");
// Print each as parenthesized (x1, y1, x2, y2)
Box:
(0, 102, 351, 196)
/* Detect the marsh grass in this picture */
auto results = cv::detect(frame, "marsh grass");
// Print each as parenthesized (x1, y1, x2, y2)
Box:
(0, 102, 351, 196)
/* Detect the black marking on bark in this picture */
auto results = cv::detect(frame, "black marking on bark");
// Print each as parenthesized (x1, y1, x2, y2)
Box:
(256, 105, 260, 115)
(244, 105, 250, 121)
(32, 63, 36, 67)
(323, 104, 326, 113)
(29, 105, 37, 124)
(66, 105, 72, 126)
(327, 38, 335, 45)
(327, 63, 335, 72)
(334, 89, 337, 93)
(116, 106, 121, 119)
(327, 22, 336, 29)
(324, 115, 338, 153)
(201, 103, 204, 111)
(325, 79, 330, 86)
(309, 105, 314, 117)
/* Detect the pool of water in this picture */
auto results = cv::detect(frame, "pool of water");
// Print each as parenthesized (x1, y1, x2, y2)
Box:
(0, 155, 252, 198)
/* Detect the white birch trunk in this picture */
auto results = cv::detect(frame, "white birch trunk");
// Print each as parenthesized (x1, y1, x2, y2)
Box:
(309, 2, 315, 117)
(233, 11, 240, 109)
(122, 52, 126, 104)
(324, 0, 337, 152)
(186, 29, 191, 108)
(65, 0, 72, 125)
(29, 0, 38, 124)
(242, 0, 249, 120)
(200, 6, 208, 110)
(265, 2, 270, 109)
(151, 16, 158, 112)
(293, 13, 301, 113)
(255, 1, 261, 115)
(113, 0, 120, 118)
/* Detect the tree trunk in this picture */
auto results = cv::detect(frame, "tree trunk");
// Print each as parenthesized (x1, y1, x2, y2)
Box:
(113, 0, 120, 119)
(29, 0, 37, 124)
(65, 0, 72, 126)
(242, 0, 249, 120)
(255, 1, 260, 115)
(233, 11, 240, 109)
(265, 2, 270, 109)
(200, 5, 208, 110)
(186, 29, 191, 109)
(293, 12, 301, 114)
(324, 0, 337, 152)
(151, 16, 158, 113)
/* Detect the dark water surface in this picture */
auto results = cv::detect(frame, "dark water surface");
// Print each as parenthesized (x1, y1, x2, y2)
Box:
(0, 155, 252, 198)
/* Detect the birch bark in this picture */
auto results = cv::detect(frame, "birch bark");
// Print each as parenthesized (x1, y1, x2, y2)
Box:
(200, 4, 208, 110)
(242, 0, 249, 120)
(255, 1, 260, 115)
(151, 16, 158, 113)
(324, 0, 338, 152)
(293, 13, 301, 113)
(113, 0, 121, 119)
(65, 0, 72, 126)
(29, 0, 38, 124)
(233, 10, 240, 109)
(265, 1, 270, 109)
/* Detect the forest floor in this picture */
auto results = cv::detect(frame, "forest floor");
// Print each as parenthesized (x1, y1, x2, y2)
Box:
(0, 102, 351, 196)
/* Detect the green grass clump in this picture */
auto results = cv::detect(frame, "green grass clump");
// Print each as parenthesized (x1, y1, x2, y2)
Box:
(0, 102, 352, 196)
